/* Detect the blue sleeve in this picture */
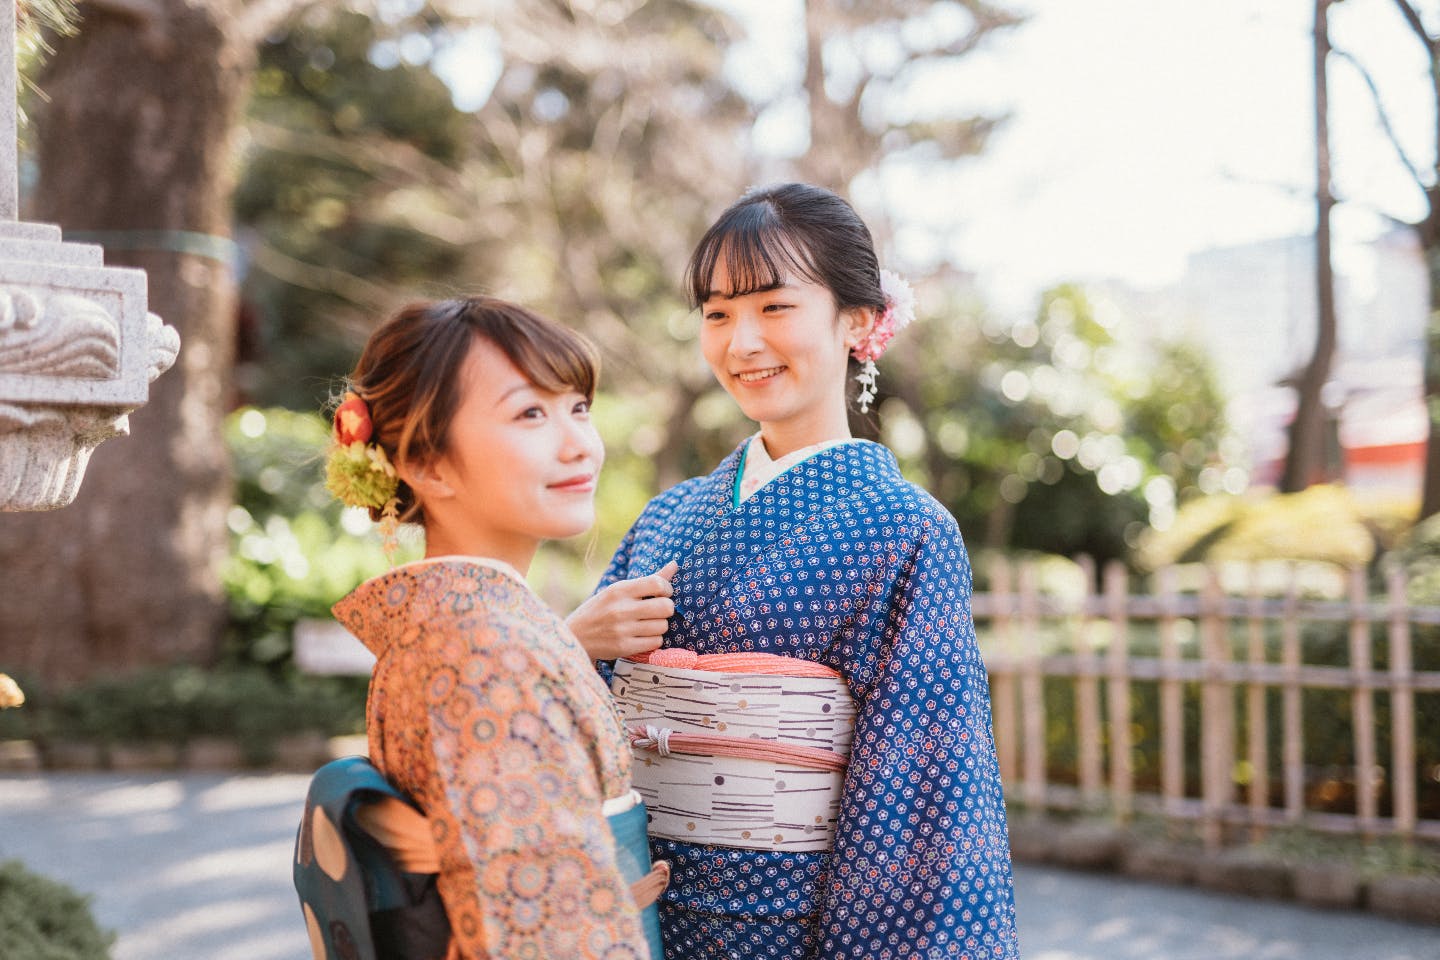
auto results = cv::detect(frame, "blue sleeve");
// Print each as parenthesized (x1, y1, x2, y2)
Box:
(818, 522, 1020, 958)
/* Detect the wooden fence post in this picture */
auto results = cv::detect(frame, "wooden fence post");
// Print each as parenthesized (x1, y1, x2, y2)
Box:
(1389, 566, 1417, 838)
(1246, 568, 1271, 839)
(1105, 560, 1133, 822)
(1281, 567, 1304, 823)
(1350, 566, 1378, 836)
(1075, 555, 1104, 807)
(1157, 566, 1184, 823)
(990, 555, 1019, 789)
(1200, 567, 1234, 850)
(1019, 559, 1046, 810)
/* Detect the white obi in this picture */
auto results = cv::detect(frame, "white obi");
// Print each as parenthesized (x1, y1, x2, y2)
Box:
(611, 656, 856, 852)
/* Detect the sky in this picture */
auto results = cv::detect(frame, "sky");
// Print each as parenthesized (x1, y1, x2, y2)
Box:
(705, 0, 1434, 313)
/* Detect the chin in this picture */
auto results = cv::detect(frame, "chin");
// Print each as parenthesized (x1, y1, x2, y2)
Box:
(545, 511, 595, 541)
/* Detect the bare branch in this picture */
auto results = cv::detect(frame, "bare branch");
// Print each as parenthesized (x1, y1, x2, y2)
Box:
(249, 242, 395, 309)
(246, 119, 468, 194)
(1388, 0, 1434, 49)
(1332, 47, 1430, 194)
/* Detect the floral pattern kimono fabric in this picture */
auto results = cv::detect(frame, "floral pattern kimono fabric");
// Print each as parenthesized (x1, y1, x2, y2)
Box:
(334, 558, 648, 960)
(600, 439, 1020, 959)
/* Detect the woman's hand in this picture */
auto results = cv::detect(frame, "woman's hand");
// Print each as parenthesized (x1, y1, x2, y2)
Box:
(567, 561, 678, 661)
(630, 860, 671, 909)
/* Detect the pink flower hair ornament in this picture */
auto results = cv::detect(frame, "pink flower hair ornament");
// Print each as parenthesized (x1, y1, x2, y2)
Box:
(852, 269, 916, 413)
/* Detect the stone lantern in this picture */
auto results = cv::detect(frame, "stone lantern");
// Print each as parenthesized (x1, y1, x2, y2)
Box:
(0, 7, 178, 511)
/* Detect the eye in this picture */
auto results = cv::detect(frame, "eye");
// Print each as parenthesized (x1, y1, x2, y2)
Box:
(517, 405, 545, 421)
(572, 399, 591, 416)
(763, 302, 792, 314)
(703, 306, 729, 322)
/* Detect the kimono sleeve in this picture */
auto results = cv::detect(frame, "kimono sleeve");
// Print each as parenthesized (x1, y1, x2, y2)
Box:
(818, 522, 1020, 959)
(420, 629, 647, 960)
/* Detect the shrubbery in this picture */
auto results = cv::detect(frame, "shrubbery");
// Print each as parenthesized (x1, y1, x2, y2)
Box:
(0, 666, 364, 765)
(223, 405, 414, 667)
(0, 860, 113, 960)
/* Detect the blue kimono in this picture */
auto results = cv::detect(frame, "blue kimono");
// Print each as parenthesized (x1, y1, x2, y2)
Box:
(599, 438, 1020, 959)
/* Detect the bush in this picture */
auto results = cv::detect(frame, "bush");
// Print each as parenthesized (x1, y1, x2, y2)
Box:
(223, 406, 418, 667)
(1136, 486, 1381, 570)
(0, 666, 365, 765)
(0, 860, 113, 960)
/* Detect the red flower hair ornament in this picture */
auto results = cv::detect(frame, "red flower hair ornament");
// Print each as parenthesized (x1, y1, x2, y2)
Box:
(324, 390, 401, 558)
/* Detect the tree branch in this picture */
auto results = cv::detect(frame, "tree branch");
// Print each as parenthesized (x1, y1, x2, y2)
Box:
(1388, 0, 1434, 49)
(249, 242, 394, 309)
(246, 118, 468, 194)
(1332, 47, 1430, 194)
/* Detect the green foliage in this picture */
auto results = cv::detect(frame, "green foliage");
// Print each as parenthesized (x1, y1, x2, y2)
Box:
(0, 667, 364, 765)
(236, 9, 470, 409)
(1394, 512, 1440, 606)
(1138, 486, 1380, 570)
(887, 284, 1234, 567)
(224, 406, 417, 666)
(0, 860, 113, 960)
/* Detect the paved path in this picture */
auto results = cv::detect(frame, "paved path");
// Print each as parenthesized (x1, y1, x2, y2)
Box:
(2, 773, 1436, 959)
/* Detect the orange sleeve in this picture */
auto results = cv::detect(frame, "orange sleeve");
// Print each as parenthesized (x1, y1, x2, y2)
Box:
(421, 633, 647, 960)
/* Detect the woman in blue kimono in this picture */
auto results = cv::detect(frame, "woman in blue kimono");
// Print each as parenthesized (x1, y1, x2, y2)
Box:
(570, 183, 1020, 959)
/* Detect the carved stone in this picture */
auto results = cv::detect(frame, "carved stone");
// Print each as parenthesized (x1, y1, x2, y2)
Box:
(0, 223, 179, 510)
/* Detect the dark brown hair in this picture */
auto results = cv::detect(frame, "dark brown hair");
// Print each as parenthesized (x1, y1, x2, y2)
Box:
(686, 182, 885, 314)
(343, 296, 598, 522)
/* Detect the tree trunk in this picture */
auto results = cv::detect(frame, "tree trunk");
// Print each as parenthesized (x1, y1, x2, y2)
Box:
(1419, 202, 1440, 518)
(1281, 0, 1339, 494)
(0, 0, 251, 685)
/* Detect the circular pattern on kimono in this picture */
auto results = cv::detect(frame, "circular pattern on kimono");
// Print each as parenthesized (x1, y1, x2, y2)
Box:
(334, 559, 645, 959)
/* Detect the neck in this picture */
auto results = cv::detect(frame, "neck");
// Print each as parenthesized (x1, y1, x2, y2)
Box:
(423, 522, 537, 576)
(758, 405, 852, 460)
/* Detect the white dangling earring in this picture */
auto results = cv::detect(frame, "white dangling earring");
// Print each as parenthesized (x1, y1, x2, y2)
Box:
(855, 359, 879, 414)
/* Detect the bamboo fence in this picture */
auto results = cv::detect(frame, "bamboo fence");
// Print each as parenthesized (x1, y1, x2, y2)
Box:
(976, 558, 1440, 847)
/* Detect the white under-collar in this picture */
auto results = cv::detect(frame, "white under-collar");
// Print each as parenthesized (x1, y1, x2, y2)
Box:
(737, 433, 859, 504)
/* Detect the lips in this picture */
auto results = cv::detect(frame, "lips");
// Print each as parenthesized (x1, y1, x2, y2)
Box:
(735, 365, 786, 383)
(549, 473, 596, 493)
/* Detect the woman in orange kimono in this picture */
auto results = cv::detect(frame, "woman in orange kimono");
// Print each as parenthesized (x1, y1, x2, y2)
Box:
(320, 297, 661, 959)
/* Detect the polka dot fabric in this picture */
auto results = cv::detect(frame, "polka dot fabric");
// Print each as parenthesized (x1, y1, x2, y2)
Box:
(600, 440, 1020, 959)
(335, 558, 649, 960)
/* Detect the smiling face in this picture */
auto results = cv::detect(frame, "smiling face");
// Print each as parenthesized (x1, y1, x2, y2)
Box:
(404, 335, 603, 569)
(700, 250, 871, 455)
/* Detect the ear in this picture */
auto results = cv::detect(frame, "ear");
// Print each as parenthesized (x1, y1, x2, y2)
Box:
(397, 456, 457, 503)
(841, 305, 878, 352)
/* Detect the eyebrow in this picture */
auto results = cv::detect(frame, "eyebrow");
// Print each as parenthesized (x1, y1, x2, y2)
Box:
(703, 280, 792, 302)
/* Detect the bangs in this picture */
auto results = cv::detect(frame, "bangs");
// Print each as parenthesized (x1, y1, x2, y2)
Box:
(488, 308, 599, 402)
(686, 203, 827, 307)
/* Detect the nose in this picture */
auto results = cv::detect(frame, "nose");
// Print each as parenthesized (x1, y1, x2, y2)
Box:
(560, 409, 603, 465)
(727, 310, 764, 359)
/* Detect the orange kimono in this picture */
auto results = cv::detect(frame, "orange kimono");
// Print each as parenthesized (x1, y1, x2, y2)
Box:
(333, 557, 648, 960)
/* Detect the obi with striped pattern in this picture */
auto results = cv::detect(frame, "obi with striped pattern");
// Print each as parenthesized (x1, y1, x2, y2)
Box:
(611, 650, 856, 852)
